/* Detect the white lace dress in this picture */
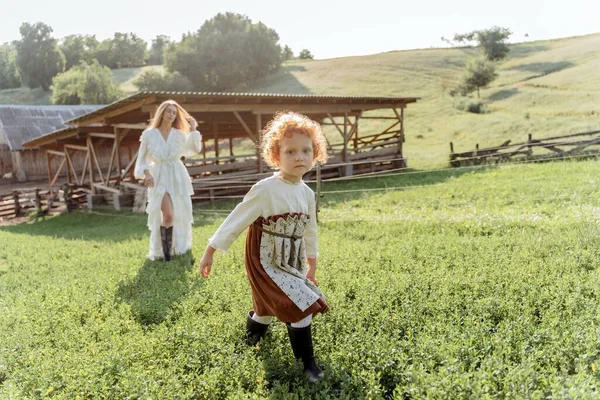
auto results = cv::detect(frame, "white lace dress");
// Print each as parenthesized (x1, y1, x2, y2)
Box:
(134, 128, 202, 260)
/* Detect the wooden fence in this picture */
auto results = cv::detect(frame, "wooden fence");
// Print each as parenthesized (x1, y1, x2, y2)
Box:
(0, 185, 87, 220)
(449, 130, 600, 167)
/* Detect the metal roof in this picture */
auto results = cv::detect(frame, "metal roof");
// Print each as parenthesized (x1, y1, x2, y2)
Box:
(0, 105, 103, 150)
(65, 91, 420, 125)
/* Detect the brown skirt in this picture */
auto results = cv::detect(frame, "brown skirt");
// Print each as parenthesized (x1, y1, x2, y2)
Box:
(244, 215, 328, 323)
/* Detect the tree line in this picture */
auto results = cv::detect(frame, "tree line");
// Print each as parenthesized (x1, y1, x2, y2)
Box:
(0, 13, 316, 104)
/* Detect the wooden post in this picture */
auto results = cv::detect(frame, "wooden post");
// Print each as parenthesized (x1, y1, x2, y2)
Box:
(115, 128, 122, 186)
(256, 113, 263, 173)
(87, 137, 96, 194)
(46, 151, 53, 186)
(128, 146, 135, 180)
(527, 134, 533, 156)
(342, 113, 353, 176)
(34, 188, 42, 214)
(316, 162, 321, 223)
(12, 190, 21, 217)
(229, 138, 234, 156)
(450, 142, 454, 153)
(213, 123, 219, 165)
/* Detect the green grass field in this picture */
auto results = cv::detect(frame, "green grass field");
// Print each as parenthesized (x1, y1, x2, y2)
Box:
(2, 159, 600, 398)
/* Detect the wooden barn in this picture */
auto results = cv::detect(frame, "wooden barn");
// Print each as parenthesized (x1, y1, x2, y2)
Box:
(0, 105, 102, 181)
(23, 91, 419, 209)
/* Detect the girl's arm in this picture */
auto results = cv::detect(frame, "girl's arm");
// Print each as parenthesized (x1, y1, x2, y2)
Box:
(198, 183, 264, 277)
(306, 257, 318, 285)
(199, 244, 216, 278)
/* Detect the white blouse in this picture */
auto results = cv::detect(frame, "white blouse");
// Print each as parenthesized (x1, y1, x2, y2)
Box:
(209, 173, 319, 258)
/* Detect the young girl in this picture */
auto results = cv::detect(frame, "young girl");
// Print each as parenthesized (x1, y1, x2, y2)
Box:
(198, 111, 329, 382)
(134, 100, 202, 261)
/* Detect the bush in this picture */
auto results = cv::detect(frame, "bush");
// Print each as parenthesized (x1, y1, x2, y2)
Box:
(454, 97, 486, 114)
(132, 70, 192, 92)
(51, 60, 122, 105)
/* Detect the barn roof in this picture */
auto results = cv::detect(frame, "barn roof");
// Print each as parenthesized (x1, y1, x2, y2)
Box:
(0, 105, 103, 151)
(65, 91, 420, 125)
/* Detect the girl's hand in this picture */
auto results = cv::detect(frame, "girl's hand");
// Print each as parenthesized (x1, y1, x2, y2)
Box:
(306, 257, 318, 285)
(199, 250, 214, 278)
(306, 268, 318, 285)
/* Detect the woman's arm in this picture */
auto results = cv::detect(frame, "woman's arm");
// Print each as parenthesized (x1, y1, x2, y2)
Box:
(134, 131, 153, 180)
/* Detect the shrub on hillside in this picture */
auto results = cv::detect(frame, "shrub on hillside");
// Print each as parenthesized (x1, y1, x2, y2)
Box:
(51, 60, 122, 105)
(132, 70, 192, 92)
(454, 97, 486, 114)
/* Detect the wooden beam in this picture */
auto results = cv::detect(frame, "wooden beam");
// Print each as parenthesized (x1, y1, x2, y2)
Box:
(89, 133, 116, 139)
(92, 183, 121, 194)
(233, 111, 258, 143)
(64, 144, 88, 151)
(87, 137, 96, 193)
(120, 149, 139, 181)
(256, 113, 263, 173)
(50, 158, 67, 187)
(64, 149, 78, 185)
(112, 123, 148, 130)
(74, 95, 156, 126)
(88, 139, 104, 184)
(115, 128, 122, 183)
(46, 151, 53, 186)
(47, 150, 66, 157)
(105, 139, 117, 185)
(80, 151, 89, 185)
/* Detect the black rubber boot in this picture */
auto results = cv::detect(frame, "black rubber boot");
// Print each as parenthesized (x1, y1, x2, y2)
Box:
(287, 323, 324, 382)
(161, 226, 172, 261)
(246, 311, 270, 345)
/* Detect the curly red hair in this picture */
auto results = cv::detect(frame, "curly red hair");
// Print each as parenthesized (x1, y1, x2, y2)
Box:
(261, 111, 328, 169)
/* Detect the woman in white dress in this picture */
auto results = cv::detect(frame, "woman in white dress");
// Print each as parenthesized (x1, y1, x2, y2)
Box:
(134, 100, 202, 261)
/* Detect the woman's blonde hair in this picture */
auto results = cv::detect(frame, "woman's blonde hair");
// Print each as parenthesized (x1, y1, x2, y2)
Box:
(148, 100, 193, 132)
(261, 111, 328, 169)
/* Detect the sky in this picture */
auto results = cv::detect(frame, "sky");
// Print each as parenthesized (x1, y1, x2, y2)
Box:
(1, 0, 599, 60)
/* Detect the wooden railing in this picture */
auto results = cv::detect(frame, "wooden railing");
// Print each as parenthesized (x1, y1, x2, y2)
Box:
(0, 184, 87, 220)
(449, 130, 600, 167)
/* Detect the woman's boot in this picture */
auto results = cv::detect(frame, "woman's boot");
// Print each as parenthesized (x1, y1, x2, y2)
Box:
(286, 323, 324, 382)
(161, 226, 172, 261)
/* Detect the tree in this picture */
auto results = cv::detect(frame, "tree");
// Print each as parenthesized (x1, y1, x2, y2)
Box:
(298, 49, 314, 60)
(453, 26, 512, 61)
(148, 35, 172, 65)
(282, 45, 294, 61)
(60, 34, 99, 70)
(0, 43, 21, 89)
(455, 57, 497, 98)
(132, 69, 192, 91)
(15, 22, 65, 90)
(95, 33, 148, 69)
(51, 60, 122, 105)
(165, 12, 282, 91)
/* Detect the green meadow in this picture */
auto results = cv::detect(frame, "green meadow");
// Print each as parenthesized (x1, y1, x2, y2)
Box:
(2, 159, 600, 398)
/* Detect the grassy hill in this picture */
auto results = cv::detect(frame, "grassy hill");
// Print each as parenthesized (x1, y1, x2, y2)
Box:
(243, 33, 600, 168)
(1, 33, 598, 167)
